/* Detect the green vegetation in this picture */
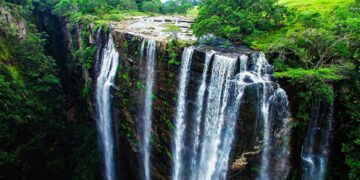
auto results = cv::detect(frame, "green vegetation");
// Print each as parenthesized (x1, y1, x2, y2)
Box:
(51, 0, 197, 25)
(0, 9, 68, 179)
(163, 0, 194, 14)
(185, 5, 199, 17)
(247, 0, 357, 50)
(164, 23, 181, 41)
(0, 0, 359, 179)
(279, 0, 354, 13)
(193, 0, 288, 42)
(339, 68, 360, 179)
(274, 67, 344, 81)
(0, 1, 100, 179)
(140, 0, 163, 13)
(193, 0, 359, 179)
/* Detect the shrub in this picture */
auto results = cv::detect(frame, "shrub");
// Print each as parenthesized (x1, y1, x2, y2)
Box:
(193, 0, 288, 43)
(140, 0, 162, 13)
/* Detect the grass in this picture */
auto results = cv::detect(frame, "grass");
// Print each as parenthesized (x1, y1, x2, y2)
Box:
(186, 6, 199, 17)
(278, 0, 355, 14)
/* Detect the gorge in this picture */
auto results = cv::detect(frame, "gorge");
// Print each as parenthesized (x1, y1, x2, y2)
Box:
(92, 17, 331, 179)
(0, 1, 358, 180)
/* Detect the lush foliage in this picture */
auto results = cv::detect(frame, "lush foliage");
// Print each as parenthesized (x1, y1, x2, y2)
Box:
(193, 0, 288, 42)
(269, 1, 359, 95)
(140, 0, 162, 13)
(0, 24, 68, 180)
(1, 0, 359, 179)
(163, 0, 194, 14)
(339, 68, 360, 179)
(0, 2, 101, 179)
(270, 1, 359, 179)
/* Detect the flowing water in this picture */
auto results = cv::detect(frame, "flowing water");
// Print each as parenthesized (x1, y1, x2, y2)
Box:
(171, 49, 291, 180)
(172, 47, 195, 180)
(196, 54, 240, 180)
(189, 51, 215, 179)
(95, 35, 120, 180)
(254, 53, 291, 180)
(140, 39, 157, 180)
(301, 102, 334, 180)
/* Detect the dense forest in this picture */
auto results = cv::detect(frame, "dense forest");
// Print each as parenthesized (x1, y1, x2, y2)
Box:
(0, 0, 359, 180)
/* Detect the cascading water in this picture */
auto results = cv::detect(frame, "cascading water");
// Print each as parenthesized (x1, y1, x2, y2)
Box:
(139, 38, 157, 180)
(258, 88, 291, 180)
(172, 47, 194, 180)
(301, 102, 334, 180)
(94, 29, 103, 76)
(255, 53, 291, 180)
(189, 51, 215, 179)
(95, 34, 120, 180)
(196, 54, 240, 180)
(171, 48, 291, 180)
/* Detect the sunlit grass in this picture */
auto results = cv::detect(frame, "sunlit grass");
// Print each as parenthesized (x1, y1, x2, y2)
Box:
(186, 6, 199, 17)
(278, 0, 355, 14)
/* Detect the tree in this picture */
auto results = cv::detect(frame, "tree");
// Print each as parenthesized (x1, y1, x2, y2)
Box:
(140, 0, 162, 13)
(118, 0, 138, 10)
(164, 23, 181, 41)
(192, 0, 288, 43)
(271, 28, 350, 69)
(163, 0, 193, 14)
(53, 0, 78, 16)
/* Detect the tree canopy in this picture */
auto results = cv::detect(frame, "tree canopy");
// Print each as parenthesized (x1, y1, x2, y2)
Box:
(193, 0, 288, 43)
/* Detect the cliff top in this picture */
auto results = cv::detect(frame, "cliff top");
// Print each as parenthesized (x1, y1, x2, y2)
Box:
(111, 15, 196, 43)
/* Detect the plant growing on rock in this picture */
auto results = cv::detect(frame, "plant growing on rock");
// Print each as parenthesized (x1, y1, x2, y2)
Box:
(164, 23, 181, 42)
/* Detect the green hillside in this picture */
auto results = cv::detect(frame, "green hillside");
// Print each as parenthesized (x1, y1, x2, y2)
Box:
(248, 0, 357, 50)
(279, 0, 355, 13)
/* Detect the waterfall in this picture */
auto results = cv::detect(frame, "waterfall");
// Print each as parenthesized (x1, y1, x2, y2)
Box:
(172, 47, 194, 180)
(256, 53, 291, 180)
(196, 54, 239, 180)
(140, 39, 157, 180)
(140, 39, 146, 62)
(301, 101, 334, 180)
(257, 53, 272, 180)
(189, 51, 215, 179)
(258, 87, 291, 180)
(171, 48, 291, 180)
(94, 29, 103, 76)
(95, 34, 120, 180)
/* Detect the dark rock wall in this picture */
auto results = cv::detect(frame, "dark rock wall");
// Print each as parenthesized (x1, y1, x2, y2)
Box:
(96, 30, 336, 180)
(109, 34, 294, 179)
(113, 32, 182, 179)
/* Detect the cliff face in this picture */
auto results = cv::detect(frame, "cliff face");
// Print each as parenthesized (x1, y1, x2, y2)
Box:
(0, 2, 349, 179)
(103, 28, 293, 179)
(111, 31, 183, 179)
(38, 14, 336, 179)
